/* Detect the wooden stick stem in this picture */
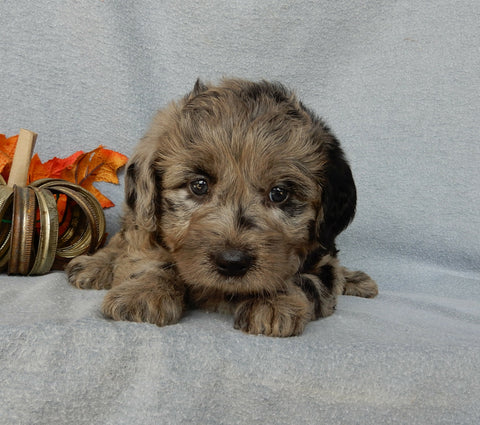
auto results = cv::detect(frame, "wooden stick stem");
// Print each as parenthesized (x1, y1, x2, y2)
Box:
(7, 129, 37, 188)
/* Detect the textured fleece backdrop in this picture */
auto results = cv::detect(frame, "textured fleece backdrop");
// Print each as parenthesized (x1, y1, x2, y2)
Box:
(1, 1, 479, 424)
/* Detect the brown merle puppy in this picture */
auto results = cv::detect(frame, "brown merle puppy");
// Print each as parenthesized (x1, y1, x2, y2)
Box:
(66, 78, 377, 337)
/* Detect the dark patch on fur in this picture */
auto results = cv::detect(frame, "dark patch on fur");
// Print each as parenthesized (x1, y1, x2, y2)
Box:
(125, 163, 137, 210)
(318, 264, 335, 292)
(285, 107, 304, 120)
(153, 231, 169, 251)
(129, 271, 145, 280)
(281, 199, 306, 217)
(163, 198, 179, 212)
(307, 219, 317, 243)
(240, 80, 290, 104)
(153, 167, 164, 218)
(193, 78, 208, 96)
(318, 138, 356, 251)
(236, 207, 257, 230)
(300, 246, 330, 274)
(294, 275, 322, 318)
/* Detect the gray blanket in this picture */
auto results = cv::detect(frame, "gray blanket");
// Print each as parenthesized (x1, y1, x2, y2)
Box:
(1, 1, 479, 424)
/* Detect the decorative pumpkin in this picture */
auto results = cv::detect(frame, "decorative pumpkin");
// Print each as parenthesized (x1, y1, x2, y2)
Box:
(0, 130, 106, 275)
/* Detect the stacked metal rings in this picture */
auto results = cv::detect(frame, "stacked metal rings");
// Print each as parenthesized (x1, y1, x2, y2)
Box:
(0, 176, 106, 275)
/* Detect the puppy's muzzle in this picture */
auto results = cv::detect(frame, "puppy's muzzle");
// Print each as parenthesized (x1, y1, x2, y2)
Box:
(212, 249, 255, 277)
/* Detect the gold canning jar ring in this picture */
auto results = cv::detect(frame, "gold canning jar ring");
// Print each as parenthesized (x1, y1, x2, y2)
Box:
(0, 183, 14, 270)
(29, 179, 106, 261)
(29, 186, 59, 275)
(0, 176, 106, 274)
(8, 186, 37, 275)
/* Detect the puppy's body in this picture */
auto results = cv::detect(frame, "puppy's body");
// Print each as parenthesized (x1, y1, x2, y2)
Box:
(67, 79, 377, 337)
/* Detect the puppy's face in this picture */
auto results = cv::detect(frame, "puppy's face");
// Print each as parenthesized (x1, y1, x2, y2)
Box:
(126, 80, 356, 295)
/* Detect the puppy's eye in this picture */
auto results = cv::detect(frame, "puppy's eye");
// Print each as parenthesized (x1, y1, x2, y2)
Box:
(190, 178, 209, 196)
(269, 186, 289, 203)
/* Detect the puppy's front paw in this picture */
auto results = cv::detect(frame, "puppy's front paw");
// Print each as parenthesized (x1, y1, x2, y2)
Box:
(234, 293, 312, 337)
(101, 282, 184, 327)
(341, 268, 378, 298)
(66, 255, 113, 289)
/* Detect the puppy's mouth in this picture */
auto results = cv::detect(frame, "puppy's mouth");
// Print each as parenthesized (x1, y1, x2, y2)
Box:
(210, 249, 256, 278)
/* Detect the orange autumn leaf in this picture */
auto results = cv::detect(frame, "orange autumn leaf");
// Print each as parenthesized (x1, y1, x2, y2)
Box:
(2, 135, 128, 209)
(28, 151, 84, 183)
(0, 134, 19, 181)
(59, 146, 128, 208)
(28, 152, 85, 223)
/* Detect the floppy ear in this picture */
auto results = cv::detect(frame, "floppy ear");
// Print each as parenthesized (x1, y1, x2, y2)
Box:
(318, 138, 357, 251)
(183, 78, 209, 103)
(125, 79, 207, 233)
(192, 78, 208, 96)
(124, 149, 163, 233)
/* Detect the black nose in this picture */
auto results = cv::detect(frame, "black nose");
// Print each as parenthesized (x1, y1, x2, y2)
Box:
(213, 249, 255, 277)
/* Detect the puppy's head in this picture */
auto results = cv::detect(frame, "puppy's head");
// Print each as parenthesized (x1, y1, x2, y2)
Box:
(125, 79, 356, 294)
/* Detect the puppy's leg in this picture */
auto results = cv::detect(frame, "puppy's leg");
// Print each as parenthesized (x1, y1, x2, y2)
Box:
(66, 233, 124, 290)
(341, 267, 378, 298)
(101, 261, 185, 327)
(234, 289, 312, 337)
(233, 272, 339, 337)
(294, 273, 338, 318)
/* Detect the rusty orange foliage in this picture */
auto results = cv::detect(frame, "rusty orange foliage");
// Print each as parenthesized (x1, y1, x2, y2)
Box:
(1, 134, 128, 209)
(58, 147, 128, 208)
(0, 134, 19, 181)
(28, 151, 84, 182)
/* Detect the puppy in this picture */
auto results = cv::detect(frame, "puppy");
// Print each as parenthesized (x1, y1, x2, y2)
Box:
(66, 78, 378, 337)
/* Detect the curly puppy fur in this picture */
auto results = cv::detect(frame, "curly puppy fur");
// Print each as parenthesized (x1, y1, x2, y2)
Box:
(67, 78, 378, 337)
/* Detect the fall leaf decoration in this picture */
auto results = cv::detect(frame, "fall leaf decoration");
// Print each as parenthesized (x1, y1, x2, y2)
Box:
(1, 134, 128, 209)
(1, 130, 128, 275)
(28, 151, 84, 182)
(0, 134, 19, 182)
(57, 147, 128, 209)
